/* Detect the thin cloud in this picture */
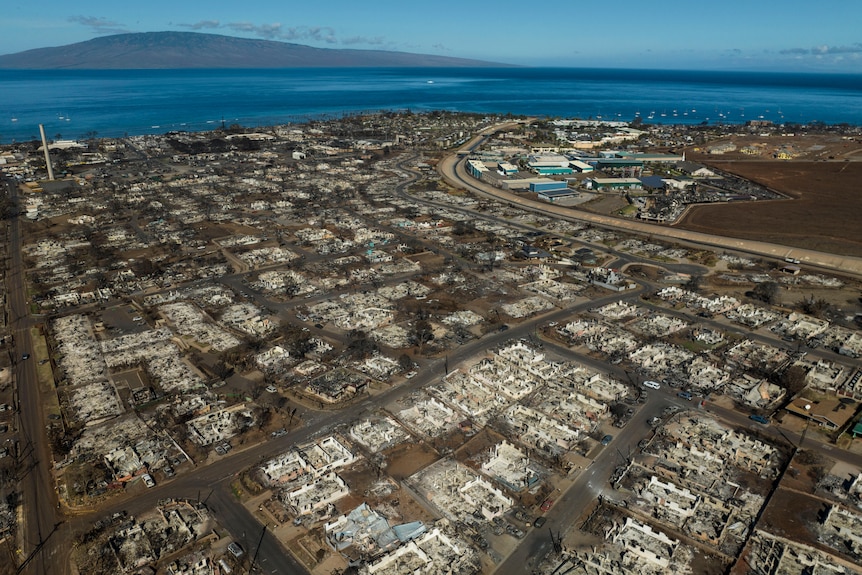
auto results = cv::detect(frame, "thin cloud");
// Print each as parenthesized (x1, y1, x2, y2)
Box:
(780, 43, 862, 55)
(179, 20, 221, 30)
(342, 36, 385, 46)
(181, 20, 387, 47)
(225, 22, 337, 44)
(287, 26, 337, 44)
(227, 22, 285, 40)
(68, 16, 129, 36)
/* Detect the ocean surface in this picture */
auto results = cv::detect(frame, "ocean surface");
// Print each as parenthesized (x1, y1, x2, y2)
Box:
(2, 68, 862, 142)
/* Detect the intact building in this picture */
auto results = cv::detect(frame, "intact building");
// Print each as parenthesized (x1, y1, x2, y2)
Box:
(527, 154, 573, 175)
(497, 162, 519, 176)
(595, 159, 644, 177)
(466, 159, 489, 178)
(586, 178, 643, 191)
(537, 189, 579, 203)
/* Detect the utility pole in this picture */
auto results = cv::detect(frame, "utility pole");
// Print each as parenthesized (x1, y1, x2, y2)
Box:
(249, 523, 268, 574)
(38, 124, 54, 181)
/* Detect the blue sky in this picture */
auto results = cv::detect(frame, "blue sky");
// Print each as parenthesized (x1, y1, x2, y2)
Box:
(1, 0, 860, 72)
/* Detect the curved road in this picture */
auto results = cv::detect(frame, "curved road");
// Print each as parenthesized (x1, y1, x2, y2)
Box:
(438, 128, 862, 280)
(6, 123, 861, 574)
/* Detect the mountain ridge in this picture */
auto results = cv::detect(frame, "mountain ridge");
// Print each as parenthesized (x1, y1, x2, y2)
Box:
(0, 31, 510, 69)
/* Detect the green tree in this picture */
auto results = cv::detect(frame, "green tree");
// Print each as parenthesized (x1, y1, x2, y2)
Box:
(411, 319, 434, 353)
(398, 353, 413, 372)
(775, 364, 808, 397)
(752, 281, 779, 305)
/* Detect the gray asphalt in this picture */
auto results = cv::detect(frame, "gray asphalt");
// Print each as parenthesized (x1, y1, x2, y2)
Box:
(439, 132, 862, 280)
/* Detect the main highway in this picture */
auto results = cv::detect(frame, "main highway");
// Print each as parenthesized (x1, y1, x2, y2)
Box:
(439, 125, 862, 280)
(4, 174, 66, 575)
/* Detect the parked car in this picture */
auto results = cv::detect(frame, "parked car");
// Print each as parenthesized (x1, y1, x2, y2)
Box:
(541, 498, 554, 511)
(601, 434, 614, 445)
(642, 380, 661, 389)
(677, 391, 693, 400)
(227, 542, 244, 558)
(142, 474, 155, 488)
(749, 414, 770, 425)
(533, 516, 547, 528)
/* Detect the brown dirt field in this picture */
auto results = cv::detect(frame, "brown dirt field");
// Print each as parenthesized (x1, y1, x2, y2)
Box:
(758, 487, 825, 547)
(383, 441, 439, 480)
(676, 160, 862, 257)
(580, 194, 629, 215)
(454, 428, 505, 466)
(337, 459, 436, 524)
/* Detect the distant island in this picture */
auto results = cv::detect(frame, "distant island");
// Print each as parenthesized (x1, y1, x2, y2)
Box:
(0, 31, 509, 69)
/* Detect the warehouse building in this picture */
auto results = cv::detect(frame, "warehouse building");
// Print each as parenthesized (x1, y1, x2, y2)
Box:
(537, 189, 579, 203)
(497, 162, 519, 176)
(569, 159, 595, 173)
(500, 177, 558, 191)
(586, 177, 643, 191)
(527, 154, 574, 175)
(595, 158, 644, 177)
(617, 152, 685, 163)
(466, 159, 489, 179)
(530, 181, 569, 194)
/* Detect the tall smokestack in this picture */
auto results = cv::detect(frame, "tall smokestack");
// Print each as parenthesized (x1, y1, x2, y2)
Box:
(38, 124, 55, 181)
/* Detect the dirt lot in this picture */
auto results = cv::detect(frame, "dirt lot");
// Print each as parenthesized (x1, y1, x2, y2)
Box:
(758, 486, 827, 549)
(384, 441, 440, 480)
(676, 159, 862, 257)
(580, 194, 629, 216)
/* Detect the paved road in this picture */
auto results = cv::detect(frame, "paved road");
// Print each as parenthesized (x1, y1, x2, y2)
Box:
(6, 123, 861, 574)
(61, 272, 644, 570)
(495, 388, 671, 575)
(394, 157, 710, 281)
(4, 175, 66, 575)
(438, 133, 862, 280)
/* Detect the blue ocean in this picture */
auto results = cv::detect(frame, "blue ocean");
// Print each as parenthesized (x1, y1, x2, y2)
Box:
(2, 68, 862, 142)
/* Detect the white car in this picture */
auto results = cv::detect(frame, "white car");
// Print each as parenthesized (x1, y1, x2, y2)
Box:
(142, 474, 155, 488)
(642, 380, 661, 389)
